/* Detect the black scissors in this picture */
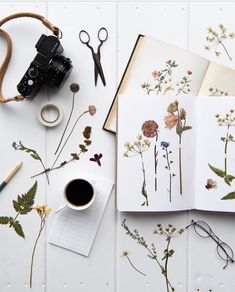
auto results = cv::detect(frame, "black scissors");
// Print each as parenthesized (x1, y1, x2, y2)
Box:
(79, 27, 108, 86)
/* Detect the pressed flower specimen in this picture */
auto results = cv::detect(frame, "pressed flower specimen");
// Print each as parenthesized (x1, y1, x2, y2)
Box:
(161, 142, 175, 202)
(176, 70, 192, 96)
(208, 110, 235, 192)
(122, 219, 184, 292)
(141, 60, 178, 95)
(164, 100, 191, 194)
(124, 135, 151, 206)
(209, 87, 229, 96)
(0, 181, 37, 238)
(32, 126, 92, 178)
(205, 24, 235, 60)
(141, 120, 159, 191)
(29, 204, 51, 288)
(121, 251, 146, 276)
(205, 178, 217, 190)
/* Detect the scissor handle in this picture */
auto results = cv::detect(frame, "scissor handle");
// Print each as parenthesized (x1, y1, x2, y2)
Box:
(79, 30, 90, 44)
(98, 27, 108, 42)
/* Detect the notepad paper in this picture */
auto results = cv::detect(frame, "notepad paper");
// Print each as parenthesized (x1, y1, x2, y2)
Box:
(49, 177, 113, 256)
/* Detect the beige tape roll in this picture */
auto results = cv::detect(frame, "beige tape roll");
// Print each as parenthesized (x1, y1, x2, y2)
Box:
(37, 101, 63, 127)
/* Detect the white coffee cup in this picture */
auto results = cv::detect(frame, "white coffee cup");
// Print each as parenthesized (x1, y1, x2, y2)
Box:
(56, 178, 95, 213)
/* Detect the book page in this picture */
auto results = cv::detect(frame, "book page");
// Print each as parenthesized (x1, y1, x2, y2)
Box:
(117, 94, 196, 211)
(194, 96, 235, 212)
(104, 36, 209, 133)
(198, 62, 235, 96)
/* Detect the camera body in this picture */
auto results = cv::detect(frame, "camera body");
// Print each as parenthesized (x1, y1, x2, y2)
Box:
(17, 34, 72, 99)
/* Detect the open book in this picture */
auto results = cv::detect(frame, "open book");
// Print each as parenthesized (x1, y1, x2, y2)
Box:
(104, 35, 235, 133)
(117, 94, 235, 212)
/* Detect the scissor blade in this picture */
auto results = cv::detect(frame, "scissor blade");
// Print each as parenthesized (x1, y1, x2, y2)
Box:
(94, 62, 98, 86)
(92, 53, 106, 86)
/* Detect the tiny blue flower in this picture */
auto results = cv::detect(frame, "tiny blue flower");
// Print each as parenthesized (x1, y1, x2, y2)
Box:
(160, 141, 170, 149)
(12, 142, 18, 150)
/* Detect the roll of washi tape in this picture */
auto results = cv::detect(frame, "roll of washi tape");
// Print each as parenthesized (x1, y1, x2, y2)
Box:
(37, 102, 64, 127)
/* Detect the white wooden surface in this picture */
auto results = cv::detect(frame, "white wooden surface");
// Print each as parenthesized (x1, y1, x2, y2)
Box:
(0, 2, 235, 292)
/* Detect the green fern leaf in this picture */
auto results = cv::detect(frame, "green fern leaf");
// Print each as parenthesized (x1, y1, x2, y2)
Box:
(12, 221, 25, 238)
(13, 181, 37, 215)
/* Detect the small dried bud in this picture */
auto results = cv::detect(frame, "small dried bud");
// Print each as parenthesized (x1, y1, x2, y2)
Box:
(70, 83, 80, 93)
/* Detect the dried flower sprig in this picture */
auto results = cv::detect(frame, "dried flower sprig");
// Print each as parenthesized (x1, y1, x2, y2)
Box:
(54, 82, 80, 155)
(164, 100, 192, 194)
(31, 126, 92, 178)
(121, 251, 146, 276)
(176, 71, 192, 96)
(12, 142, 49, 184)
(124, 135, 151, 206)
(205, 24, 235, 60)
(209, 87, 229, 96)
(51, 105, 96, 169)
(122, 219, 184, 292)
(161, 142, 176, 202)
(209, 110, 235, 190)
(141, 120, 159, 191)
(141, 60, 178, 95)
(0, 181, 37, 238)
(29, 204, 51, 288)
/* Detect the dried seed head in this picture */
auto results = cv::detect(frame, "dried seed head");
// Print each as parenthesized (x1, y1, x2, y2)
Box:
(70, 83, 80, 93)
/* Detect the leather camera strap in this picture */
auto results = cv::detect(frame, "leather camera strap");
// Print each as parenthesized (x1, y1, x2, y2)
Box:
(0, 12, 61, 103)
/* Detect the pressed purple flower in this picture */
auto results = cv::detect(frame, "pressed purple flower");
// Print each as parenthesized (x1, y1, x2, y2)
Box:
(160, 141, 170, 149)
(12, 142, 18, 150)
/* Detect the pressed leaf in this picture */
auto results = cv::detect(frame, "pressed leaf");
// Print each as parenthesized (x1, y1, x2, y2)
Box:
(176, 123, 183, 136)
(224, 177, 231, 186)
(13, 181, 37, 215)
(221, 192, 235, 200)
(208, 164, 225, 178)
(84, 140, 92, 145)
(0, 216, 11, 225)
(226, 174, 235, 182)
(183, 126, 192, 132)
(30, 153, 40, 160)
(12, 221, 25, 238)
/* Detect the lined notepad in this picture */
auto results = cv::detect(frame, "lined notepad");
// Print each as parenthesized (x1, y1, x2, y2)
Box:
(49, 177, 113, 256)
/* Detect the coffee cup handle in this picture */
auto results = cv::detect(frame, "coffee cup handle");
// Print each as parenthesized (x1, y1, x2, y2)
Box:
(55, 204, 67, 214)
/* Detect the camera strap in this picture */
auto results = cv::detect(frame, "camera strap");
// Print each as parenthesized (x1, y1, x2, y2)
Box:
(0, 12, 61, 103)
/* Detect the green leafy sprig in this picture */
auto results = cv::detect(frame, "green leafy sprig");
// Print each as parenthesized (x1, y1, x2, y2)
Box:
(0, 181, 37, 238)
(13, 141, 49, 184)
(122, 219, 184, 292)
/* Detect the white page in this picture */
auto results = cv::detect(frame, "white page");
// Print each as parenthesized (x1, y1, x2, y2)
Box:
(117, 94, 196, 211)
(49, 177, 114, 256)
(198, 62, 235, 96)
(195, 96, 235, 212)
(106, 36, 209, 133)
(123, 36, 209, 96)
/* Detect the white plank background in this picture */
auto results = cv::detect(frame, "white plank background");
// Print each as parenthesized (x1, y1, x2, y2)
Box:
(0, 1, 235, 292)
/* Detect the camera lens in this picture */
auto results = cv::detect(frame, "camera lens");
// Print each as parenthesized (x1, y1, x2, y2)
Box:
(44, 54, 73, 88)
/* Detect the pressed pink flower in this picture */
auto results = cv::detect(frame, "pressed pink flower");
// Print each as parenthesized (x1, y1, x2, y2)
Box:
(164, 113, 178, 129)
(141, 120, 158, 138)
(89, 105, 96, 116)
(152, 70, 160, 79)
(187, 70, 192, 75)
(166, 60, 171, 64)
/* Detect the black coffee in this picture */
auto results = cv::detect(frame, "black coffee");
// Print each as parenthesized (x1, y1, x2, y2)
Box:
(65, 179, 94, 206)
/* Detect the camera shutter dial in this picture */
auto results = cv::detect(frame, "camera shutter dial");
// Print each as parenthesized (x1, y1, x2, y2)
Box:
(28, 67, 39, 79)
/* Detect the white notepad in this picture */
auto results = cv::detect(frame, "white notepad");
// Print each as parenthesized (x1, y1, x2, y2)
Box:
(49, 177, 114, 256)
